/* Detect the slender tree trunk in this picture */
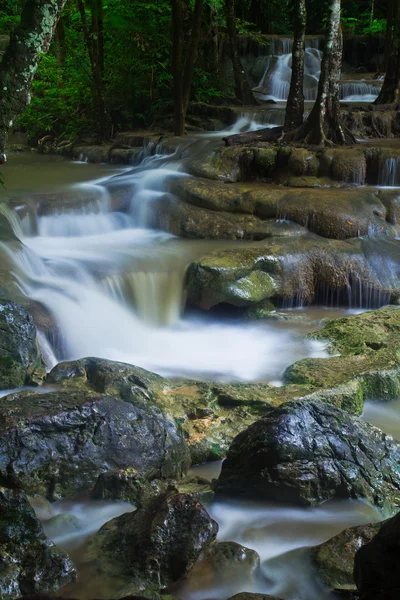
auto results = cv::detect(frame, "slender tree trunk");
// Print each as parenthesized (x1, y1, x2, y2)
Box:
(284, 0, 306, 132)
(92, 0, 104, 76)
(384, 0, 395, 72)
(182, 0, 204, 114)
(55, 18, 66, 67)
(284, 0, 354, 146)
(375, 0, 400, 105)
(171, 0, 185, 136)
(77, 0, 111, 139)
(0, 0, 67, 162)
(225, 0, 257, 105)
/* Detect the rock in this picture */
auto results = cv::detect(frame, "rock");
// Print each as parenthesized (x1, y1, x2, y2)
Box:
(176, 542, 260, 596)
(91, 467, 166, 507)
(83, 492, 218, 594)
(354, 512, 400, 600)
(0, 360, 190, 498)
(0, 487, 76, 599)
(42, 513, 81, 540)
(149, 195, 297, 241)
(186, 248, 280, 309)
(27, 496, 52, 521)
(0, 300, 43, 389)
(215, 400, 400, 513)
(288, 148, 319, 176)
(175, 475, 215, 504)
(312, 522, 382, 590)
(321, 148, 367, 184)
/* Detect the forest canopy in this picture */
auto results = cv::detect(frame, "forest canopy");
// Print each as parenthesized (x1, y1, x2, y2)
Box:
(0, 0, 391, 143)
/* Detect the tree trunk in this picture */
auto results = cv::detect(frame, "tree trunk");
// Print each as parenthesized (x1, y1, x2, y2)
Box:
(182, 0, 204, 113)
(171, 0, 185, 136)
(0, 0, 67, 162)
(375, 0, 400, 105)
(92, 0, 104, 76)
(77, 0, 111, 139)
(284, 0, 306, 132)
(384, 0, 395, 72)
(55, 18, 66, 67)
(225, 0, 257, 105)
(284, 0, 354, 146)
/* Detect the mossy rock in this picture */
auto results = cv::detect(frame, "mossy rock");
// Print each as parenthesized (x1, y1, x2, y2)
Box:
(288, 148, 318, 176)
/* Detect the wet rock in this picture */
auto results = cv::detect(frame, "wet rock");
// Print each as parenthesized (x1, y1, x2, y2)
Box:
(288, 148, 319, 177)
(175, 475, 215, 504)
(0, 487, 76, 599)
(312, 522, 382, 590)
(43, 513, 81, 540)
(0, 361, 190, 498)
(0, 300, 43, 389)
(243, 299, 276, 319)
(186, 248, 280, 309)
(175, 542, 260, 597)
(354, 511, 400, 600)
(91, 467, 166, 507)
(27, 495, 52, 521)
(83, 492, 218, 593)
(150, 195, 294, 240)
(215, 400, 400, 513)
(321, 148, 367, 184)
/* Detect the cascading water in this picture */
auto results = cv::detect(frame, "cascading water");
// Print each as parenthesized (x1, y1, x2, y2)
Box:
(0, 142, 327, 382)
(378, 157, 400, 187)
(253, 37, 381, 103)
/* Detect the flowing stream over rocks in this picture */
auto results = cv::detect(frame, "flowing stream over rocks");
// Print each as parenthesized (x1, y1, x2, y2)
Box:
(2, 116, 400, 599)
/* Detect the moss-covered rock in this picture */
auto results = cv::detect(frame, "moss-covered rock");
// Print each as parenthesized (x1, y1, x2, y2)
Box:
(0, 300, 43, 389)
(312, 522, 382, 591)
(0, 488, 76, 599)
(288, 148, 319, 176)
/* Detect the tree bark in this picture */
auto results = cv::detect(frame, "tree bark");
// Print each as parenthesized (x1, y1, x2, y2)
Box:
(225, 0, 257, 105)
(92, 0, 104, 76)
(284, 0, 354, 146)
(0, 0, 67, 162)
(182, 0, 204, 114)
(375, 0, 400, 105)
(171, 0, 185, 136)
(55, 18, 66, 67)
(284, 0, 307, 132)
(77, 0, 111, 139)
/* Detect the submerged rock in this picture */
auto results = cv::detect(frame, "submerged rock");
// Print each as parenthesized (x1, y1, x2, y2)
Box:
(83, 492, 218, 594)
(354, 511, 400, 600)
(0, 300, 43, 389)
(0, 363, 190, 498)
(312, 522, 382, 590)
(215, 400, 400, 513)
(0, 487, 76, 599)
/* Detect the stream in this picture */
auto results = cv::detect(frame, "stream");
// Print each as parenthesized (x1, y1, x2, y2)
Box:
(1, 110, 399, 599)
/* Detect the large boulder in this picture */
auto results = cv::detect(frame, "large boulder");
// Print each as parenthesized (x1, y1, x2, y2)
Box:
(83, 492, 218, 594)
(0, 300, 43, 388)
(312, 522, 382, 590)
(215, 400, 400, 512)
(354, 512, 400, 600)
(0, 361, 190, 498)
(0, 487, 76, 599)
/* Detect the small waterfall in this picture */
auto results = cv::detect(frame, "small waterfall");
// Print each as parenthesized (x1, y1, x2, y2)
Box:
(253, 38, 322, 101)
(253, 37, 380, 103)
(378, 158, 400, 187)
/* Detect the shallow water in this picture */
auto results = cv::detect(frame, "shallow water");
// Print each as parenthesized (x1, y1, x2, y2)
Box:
(1, 120, 398, 600)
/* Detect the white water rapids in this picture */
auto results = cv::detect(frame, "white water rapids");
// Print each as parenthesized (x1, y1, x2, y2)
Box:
(0, 142, 327, 383)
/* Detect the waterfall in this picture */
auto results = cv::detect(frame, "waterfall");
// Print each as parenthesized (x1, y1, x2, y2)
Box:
(378, 158, 400, 187)
(253, 37, 381, 103)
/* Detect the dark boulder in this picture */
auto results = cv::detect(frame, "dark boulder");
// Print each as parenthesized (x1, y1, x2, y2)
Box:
(83, 492, 218, 594)
(354, 511, 400, 600)
(215, 400, 400, 512)
(0, 488, 76, 599)
(0, 381, 190, 498)
(0, 301, 42, 389)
